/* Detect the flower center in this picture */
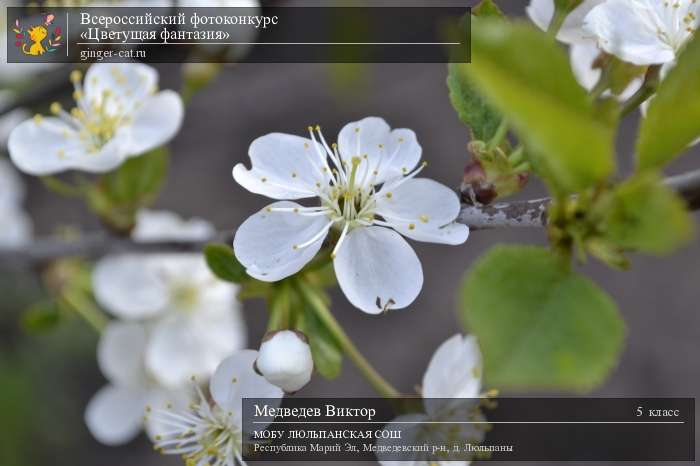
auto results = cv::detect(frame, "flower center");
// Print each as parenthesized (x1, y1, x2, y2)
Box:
(655, 1, 698, 52)
(48, 69, 135, 155)
(266, 125, 427, 259)
(171, 282, 200, 312)
(152, 387, 243, 466)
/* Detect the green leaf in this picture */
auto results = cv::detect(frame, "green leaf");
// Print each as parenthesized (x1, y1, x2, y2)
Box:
(99, 147, 169, 204)
(204, 243, 247, 283)
(460, 246, 625, 391)
(447, 65, 503, 141)
(446, 4, 502, 141)
(462, 18, 615, 193)
(87, 148, 169, 231)
(298, 301, 343, 380)
(604, 174, 694, 254)
(473, 0, 504, 19)
(637, 34, 700, 170)
(21, 301, 62, 333)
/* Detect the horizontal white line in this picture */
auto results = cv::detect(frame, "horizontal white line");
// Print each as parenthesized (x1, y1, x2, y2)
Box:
(75, 42, 461, 45)
(253, 421, 686, 425)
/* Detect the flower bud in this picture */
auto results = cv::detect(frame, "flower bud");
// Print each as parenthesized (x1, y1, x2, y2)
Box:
(255, 330, 313, 393)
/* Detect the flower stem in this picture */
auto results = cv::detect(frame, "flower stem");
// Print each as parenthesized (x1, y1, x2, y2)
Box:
(60, 289, 108, 333)
(297, 284, 400, 398)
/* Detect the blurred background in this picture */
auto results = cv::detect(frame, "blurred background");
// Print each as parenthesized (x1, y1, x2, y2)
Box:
(1, 2, 699, 465)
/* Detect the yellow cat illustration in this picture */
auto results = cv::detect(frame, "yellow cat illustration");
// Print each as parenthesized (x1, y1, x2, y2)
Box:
(22, 25, 48, 56)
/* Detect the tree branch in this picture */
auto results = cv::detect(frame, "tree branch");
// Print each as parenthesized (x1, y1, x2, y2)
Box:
(1, 169, 699, 266)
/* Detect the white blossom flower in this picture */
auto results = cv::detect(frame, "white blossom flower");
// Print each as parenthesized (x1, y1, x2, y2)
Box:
(0, 158, 32, 248)
(92, 210, 246, 388)
(584, 0, 700, 66)
(232, 117, 469, 314)
(378, 334, 484, 466)
(8, 63, 183, 175)
(85, 321, 193, 446)
(151, 350, 284, 466)
(256, 330, 313, 393)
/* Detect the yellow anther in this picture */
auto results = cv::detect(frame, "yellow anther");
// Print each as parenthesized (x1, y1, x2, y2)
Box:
(307, 126, 314, 131)
(70, 69, 82, 83)
(304, 143, 309, 149)
(378, 144, 384, 149)
(385, 192, 393, 199)
(293, 208, 299, 213)
(293, 245, 299, 250)
(232, 377, 238, 383)
(72, 90, 83, 100)
(408, 223, 416, 230)
(419, 215, 429, 224)
(261, 177, 267, 182)
(33, 114, 43, 124)
(332, 142, 338, 149)
(315, 125, 321, 131)
(291, 172, 297, 178)
(354, 127, 360, 133)
(351, 156, 362, 166)
(50, 102, 62, 115)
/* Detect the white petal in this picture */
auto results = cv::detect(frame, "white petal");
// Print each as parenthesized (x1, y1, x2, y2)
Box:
(209, 350, 284, 429)
(0, 207, 32, 248)
(527, 0, 604, 44)
(376, 178, 467, 245)
(422, 334, 482, 417)
(98, 321, 148, 387)
(233, 133, 329, 200)
(85, 385, 148, 446)
(337, 117, 421, 187)
(92, 255, 168, 319)
(8, 117, 127, 175)
(124, 91, 183, 156)
(0, 159, 24, 207)
(333, 226, 423, 314)
(584, 0, 676, 65)
(131, 209, 215, 242)
(234, 201, 331, 282)
(84, 63, 158, 116)
(146, 301, 246, 388)
(143, 388, 194, 441)
(570, 42, 644, 101)
(0, 91, 29, 148)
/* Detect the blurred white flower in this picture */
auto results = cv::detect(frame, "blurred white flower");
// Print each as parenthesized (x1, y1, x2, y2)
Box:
(92, 210, 246, 388)
(378, 334, 484, 466)
(131, 208, 215, 242)
(584, 0, 700, 66)
(0, 91, 29, 148)
(233, 117, 468, 314)
(0, 158, 32, 248)
(151, 350, 284, 466)
(85, 321, 193, 446)
(8, 63, 183, 175)
(526, 0, 604, 44)
(256, 330, 314, 393)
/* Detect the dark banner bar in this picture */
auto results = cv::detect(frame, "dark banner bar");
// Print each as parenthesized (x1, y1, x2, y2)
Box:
(242, 397, 695, 462)
(6, 6, 470, 63)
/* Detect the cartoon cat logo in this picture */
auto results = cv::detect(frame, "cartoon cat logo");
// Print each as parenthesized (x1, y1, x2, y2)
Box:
(13, 13, 63, 56)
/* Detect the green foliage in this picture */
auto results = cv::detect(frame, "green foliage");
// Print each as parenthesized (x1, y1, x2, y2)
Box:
(604, 174, 694, 254)
(87, 148, 169, 231)
(637, 33, 700, 170)
(473, 0, 504, 18)
(296, 290, 343, 380)
(21, 301, 62, 333)
(462, 18, 615, 194)
(204, 243, 247, 283)
(447, 4, 503, 141)
(460, 246, 625, 391)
